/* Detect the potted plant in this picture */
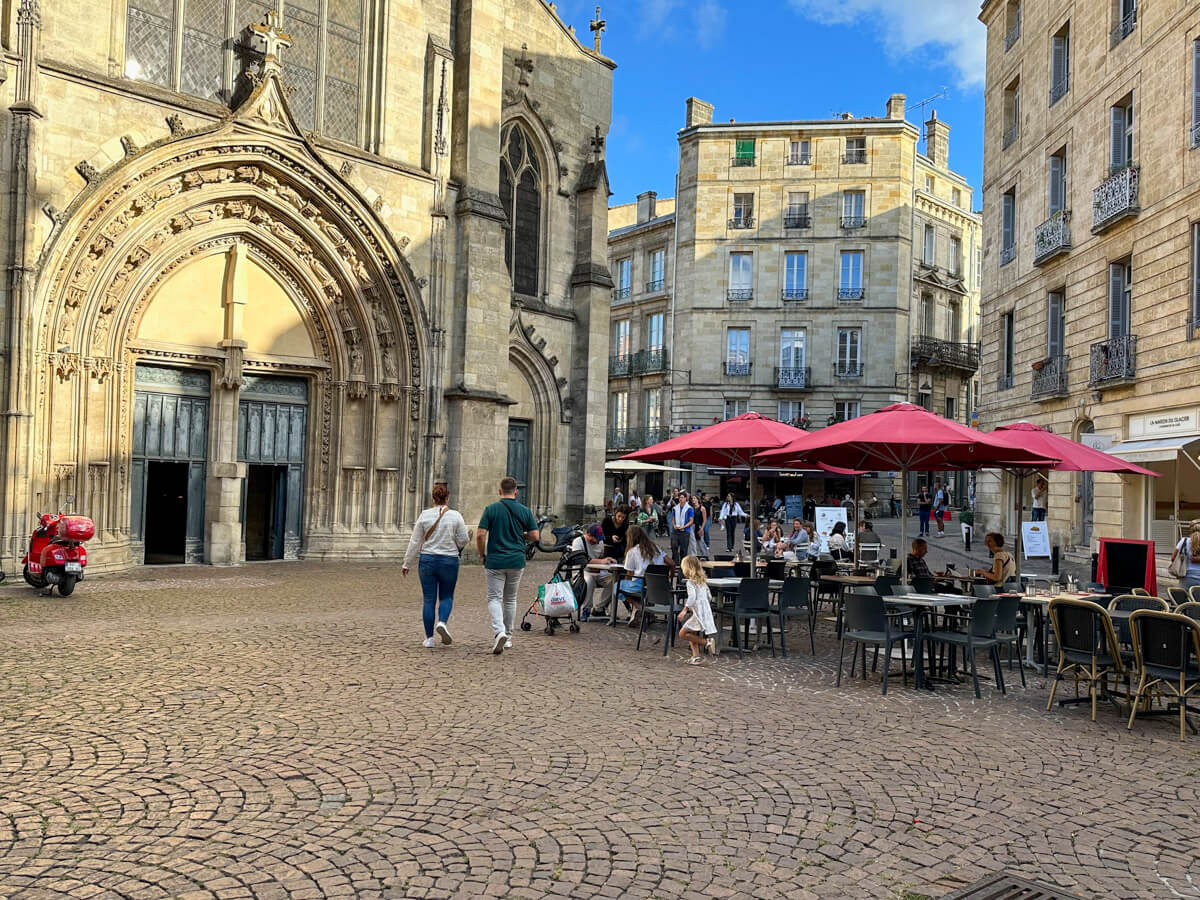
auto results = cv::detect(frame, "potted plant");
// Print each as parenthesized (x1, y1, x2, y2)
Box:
(1031, 358, 1046, 372)
(959, 508, 975, 526)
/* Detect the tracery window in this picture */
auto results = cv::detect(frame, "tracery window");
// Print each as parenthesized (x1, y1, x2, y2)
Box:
(125, 0, 365, 145)
(499, 122, 543, 297)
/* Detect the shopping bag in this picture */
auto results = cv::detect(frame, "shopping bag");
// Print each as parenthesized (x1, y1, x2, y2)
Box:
(538, 581, 577, 618)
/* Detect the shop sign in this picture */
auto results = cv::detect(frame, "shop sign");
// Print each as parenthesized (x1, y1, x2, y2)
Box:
(1129, 408, 1199, 439)
(1081, 433, 1113, 451)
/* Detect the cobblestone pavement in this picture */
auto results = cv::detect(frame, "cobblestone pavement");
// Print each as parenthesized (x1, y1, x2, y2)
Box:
(1, 561, 1197, 900)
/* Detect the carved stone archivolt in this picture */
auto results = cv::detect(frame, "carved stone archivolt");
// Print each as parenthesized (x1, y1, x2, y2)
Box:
(511, 309, 571, 424)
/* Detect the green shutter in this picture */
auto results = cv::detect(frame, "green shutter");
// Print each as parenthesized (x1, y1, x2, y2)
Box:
(735, 139, 755, 160)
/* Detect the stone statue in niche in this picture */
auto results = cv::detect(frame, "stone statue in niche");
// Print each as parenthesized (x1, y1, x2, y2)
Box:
(381, 346, 398, 379)
(348, 343, 364, 376)
(371, 302, 391, 336)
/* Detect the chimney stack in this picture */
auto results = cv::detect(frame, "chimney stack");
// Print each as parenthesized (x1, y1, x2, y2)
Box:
(636, 191, 657, 224)
(886, 93, 906, 120)
(925, 109, 950, 168)
(685, 97, 714, 128)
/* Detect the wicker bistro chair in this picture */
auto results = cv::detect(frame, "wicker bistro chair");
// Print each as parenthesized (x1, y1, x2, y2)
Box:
(1127, 610, 1200, 741)
(636, 571, 684, 655)
(770, 577, 814, 656)
(1108, 593, 1170, 648)
(1167, 587, 1190, 608)
(1131, 588, 1152, 597)
(1177, 602, 1200, 623)
(1046, 597, 1126, 722)
(1191, 585, 1200, 604)
(921, 597, 1006, 699)
(716, 578, 774, 661)
(837, 589, 915, 695)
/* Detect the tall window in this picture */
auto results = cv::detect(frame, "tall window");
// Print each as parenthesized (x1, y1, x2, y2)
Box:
(924, 174, 934, 193)
(645, 388, 662, 431)
(839, 251, 864, 300)
(1001, 188, 1016, 264)
(945, 396, 958, 421)
(834, 400, 860, 421)
(726, 328, 751, 375)
(1049, 147, 1068, 215)
(734, 138, 756, 166)
(786, 191, 809, 227)
(921, 294, 935, 336)
(1192, 224, 1200, 329)
(1005, 0, 1021, 49)
(949, 300, 962, 341)
(784, 252, 807, 299)
(844, 137, 866, 164)
(1113, 0, 1137, 43)
(732, 193, 755, 227)
(837, 328, 861, 376)
(729, 252, 754, 300)
(1193, 41, 1200, 148)
(614, 257, 631, 298)
(1108, 259, 1132, 338)
(611, 319, 630, 358)
(500, 122, 542, 296)
(923, 224, 936, 265)
(610, 391, 628, 431)
(952, 187, 962, 208)
(949, 235, 962, 275)
(648, 249, 666, 290)
(1003, 77, 1020, 147)
(778, 400, 804, 424)
(780, 328, 806, 370)
(125, 0, 365, 142)
(646, 313, 664, 351)
(1048, 291, 1065, 357)
(724, 399, 749, 420)
(788, 139, 810, 165)
(1050, 23, 1070, 105)
(1001, 311, 1015, 387)
(842, 190, 866, 227)
(1110, 94, 1134, 171)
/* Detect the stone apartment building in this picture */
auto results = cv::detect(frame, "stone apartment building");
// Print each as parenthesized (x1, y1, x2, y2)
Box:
(976, 0, 1200, 562)
(0, 0, 613, 571)
(607, 94, 982, 503)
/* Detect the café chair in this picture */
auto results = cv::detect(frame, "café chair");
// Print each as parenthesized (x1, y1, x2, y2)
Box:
(1047, 598, 1125, 722)
(837, 589, 914, 696)
(1167, 587, 1190, 608)
(911, 576, 936, 594)
(994, 595, 1026, 687)
(1191, 585, 1200, 604)
(921, 597, 1006, 699)
(733, 561, 752, 578)
(1109, 593, 1169, 648)
(765, 559, 789, 581)
(1127, 610, 1200, 741)
(1176, 602, 1200, 623)
(771, 577, 814, 656)
(717, 578, 774, 661)
(1131, 588, 1152, 597)
(858, 543, 882, 564)
(636, 571, 682, 656)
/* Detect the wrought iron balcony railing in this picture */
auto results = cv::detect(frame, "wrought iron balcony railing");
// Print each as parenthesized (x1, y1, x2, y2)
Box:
(1005, 19, 1021, 50)
(609, 353, 631, 377)
(835, 362, 864, 378)
(1031, 354, 1069, 400)
(1089, 334, 1137, 386)
(631, 347, 669, 375)
(1192, 121, 1200, 150)
(997, 373, 1014, 391)
(1189, 316, 1200, 342)
(838, 287, 865, 302)
(1034, 210, 1071, 265)
(1111, 6, 1137, 46)
(781, 288, 808, 302)
(786, 152, 811, 166)
(1002, 122, 1019, 149)
(614, 286, 631, 300)
(728, 216, 755, 229)
(910, 336, 981, 372)
(731, 156, 756, 168)
(784, 208, 811, 228)
(723, 361, 752, 377)
(727, 288, 753, 302)
(840, 215, 867, 229)
(1000, 244, 1016, 266)
(1092, 165, 1140, 233)
(842, 149, 867, 164)
(775, 366, 812, 389)
(645, 279, 666, 293)
(1049, 75, 1069, 106)
(606, 427, 641, 451)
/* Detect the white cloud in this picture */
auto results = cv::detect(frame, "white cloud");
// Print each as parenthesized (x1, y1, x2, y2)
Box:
(787, 0, 986, 89)
(638, 0, 726, 50)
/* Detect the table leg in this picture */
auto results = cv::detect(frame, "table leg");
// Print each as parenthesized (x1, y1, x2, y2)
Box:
(913, 611, 926, 690)
(1022, 604, 1037, 667)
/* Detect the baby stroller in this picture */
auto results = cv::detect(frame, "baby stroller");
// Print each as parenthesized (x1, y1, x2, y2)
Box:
(520, 528, 588, 635)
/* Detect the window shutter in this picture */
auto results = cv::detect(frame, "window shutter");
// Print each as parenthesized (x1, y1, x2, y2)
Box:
(1193, 42, 1200, 131)
(1048, 293, 1063, 357)
(1048, 155, 1064, 214)
(1108, 264, 1126, 338)
(1110, 106, 1126, 169)
(1194, 224, 1200, 320)
(1002, 193, 1014, 249)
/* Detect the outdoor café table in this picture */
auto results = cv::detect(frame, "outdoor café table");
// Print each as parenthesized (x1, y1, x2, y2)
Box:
(884, 593, 976, 690)
(585, 562, 626, 627)
(1009, 591, 1113, 673)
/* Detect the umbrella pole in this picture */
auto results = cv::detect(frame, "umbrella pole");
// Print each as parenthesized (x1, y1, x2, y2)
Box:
(853, 474, 860, 567)
(901, 469, 908, 582)
(749, 462, 758, 571)
(1015, 472, 1024, 588)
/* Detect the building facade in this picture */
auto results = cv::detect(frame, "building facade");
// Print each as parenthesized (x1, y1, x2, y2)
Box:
(0, 0, 613, 571)
(607, 95, 982, 503)
(977, 0, 1200, 562)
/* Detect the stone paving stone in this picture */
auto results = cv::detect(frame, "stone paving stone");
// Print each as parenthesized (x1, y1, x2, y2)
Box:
(0, 560, 1195, 898)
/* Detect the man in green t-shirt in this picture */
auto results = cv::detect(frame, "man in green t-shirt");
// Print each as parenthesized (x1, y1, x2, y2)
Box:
(476, 476, 540, 654)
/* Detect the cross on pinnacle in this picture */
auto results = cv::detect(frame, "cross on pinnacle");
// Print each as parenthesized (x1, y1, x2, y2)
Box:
(250, 9, 292, 71)
(514, 44, 534, 87)
(589, 6, 606, 53)
(590, 125, 605, 160)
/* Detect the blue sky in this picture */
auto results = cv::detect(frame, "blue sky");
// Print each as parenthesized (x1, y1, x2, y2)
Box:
(553, 0, 987, 209)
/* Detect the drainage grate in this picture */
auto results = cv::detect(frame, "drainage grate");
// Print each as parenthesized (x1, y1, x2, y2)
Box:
(941, 874, 1077, 900)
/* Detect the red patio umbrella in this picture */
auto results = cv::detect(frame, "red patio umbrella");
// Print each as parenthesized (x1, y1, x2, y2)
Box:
(755, 404, 1059, 578)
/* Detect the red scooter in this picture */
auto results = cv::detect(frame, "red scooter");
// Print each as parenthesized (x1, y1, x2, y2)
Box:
(22, 512, 94, 596)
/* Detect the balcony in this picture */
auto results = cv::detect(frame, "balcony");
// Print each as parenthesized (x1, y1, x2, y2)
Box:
(728, 216, 755, 230)
(1089, 334, 1137, 387)
(645, 279, 666, 294)
(731, 156, 756, 168)
(835, 362, 863, 378)
(1049, 75, 1069, 106)
(613, 286, 631, 300)
(840, 215, 867, 229)
(781, 288, 808, 302)
(784, 208, 811, 229)
(727, 288, 753, 302)
(1033, 210, 1071, 265)
(724, 361, 752, 377)
(1189, 316, 1200, 342)
(1031, 354, 1069, 400)
(786, 152, 811, 166)
(910, 336, 981, 373)
(1005, 19, 1020, 50)
(631, 347, 668, 375)
(1000, 244, 1016, 266)
(775, 366, 812, 389)
(609, 353, 631, 377)
(838, 287, 865, 302)
(1002, 122, 1019, 149)
(842, 149, 867, 165)
(997, 373, 1014, 391)
(1110, 6, 1137, 46)
(605, 427, 669, 452)
(1092, 165, 1140, 233)
(1191, 121, 1200, 150)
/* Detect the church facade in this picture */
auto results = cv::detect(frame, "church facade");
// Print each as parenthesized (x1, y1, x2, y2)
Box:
(0, 0, 613, 570)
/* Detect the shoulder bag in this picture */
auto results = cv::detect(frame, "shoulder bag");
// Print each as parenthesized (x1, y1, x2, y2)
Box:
(419, 507, 449, 550)
(1169, 540, 1189, 579)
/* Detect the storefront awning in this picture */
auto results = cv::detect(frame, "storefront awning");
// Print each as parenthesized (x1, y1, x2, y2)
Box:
(1108, 435, 1200, 463)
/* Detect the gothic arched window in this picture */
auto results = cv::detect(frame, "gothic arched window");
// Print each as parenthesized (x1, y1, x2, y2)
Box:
(499, 122, 542, 297)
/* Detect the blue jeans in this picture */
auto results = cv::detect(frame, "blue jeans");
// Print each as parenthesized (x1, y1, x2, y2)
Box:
(418, 553, 459, 638)
(919, 509, 930, 534)
(1031, 508, 1046, 521)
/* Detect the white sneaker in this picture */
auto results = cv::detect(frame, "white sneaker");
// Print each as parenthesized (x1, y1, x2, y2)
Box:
(492, 633, 506, 655)
(435, 621, 453, 645)
(505, 635, 513, 650)
(422, 637, 435, 648)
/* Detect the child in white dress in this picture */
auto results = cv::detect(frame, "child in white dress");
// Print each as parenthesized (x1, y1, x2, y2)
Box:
(677, 555, 718, 664)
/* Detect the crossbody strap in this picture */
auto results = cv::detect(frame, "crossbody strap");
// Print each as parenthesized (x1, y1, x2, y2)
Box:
(419, 507, 449, 550)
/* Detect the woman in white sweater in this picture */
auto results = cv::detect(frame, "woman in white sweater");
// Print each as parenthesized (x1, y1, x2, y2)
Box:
(403, 484, 470, 647)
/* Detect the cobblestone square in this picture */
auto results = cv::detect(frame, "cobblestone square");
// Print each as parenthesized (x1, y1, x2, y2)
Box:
(1, 561, 1196, 899)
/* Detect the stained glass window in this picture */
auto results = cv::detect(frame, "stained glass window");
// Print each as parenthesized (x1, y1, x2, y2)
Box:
(500, 122, 543, 297)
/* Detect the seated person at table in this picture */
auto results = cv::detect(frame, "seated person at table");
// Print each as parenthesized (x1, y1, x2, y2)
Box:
(906, 538, 960, 592)
(601, 505, 629, 560)
(827, 522, 851, 560)
(619, 525, 674, 627)
(572, 524, 616, 617)
(974, 532, 1017, 586)
(760, 521, 784, 554)
(857, 519, 882, 546)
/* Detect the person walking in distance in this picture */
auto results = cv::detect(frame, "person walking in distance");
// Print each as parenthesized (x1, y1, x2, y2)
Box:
(917, 483, 932, 537)
(933, 479, 946, 538)
(403, 483, 470, 647)
(476, 476, 539, 655)
(718, 493, 746, 554)
(671, 490, 695, 564)
(689, 494, 709, 559)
